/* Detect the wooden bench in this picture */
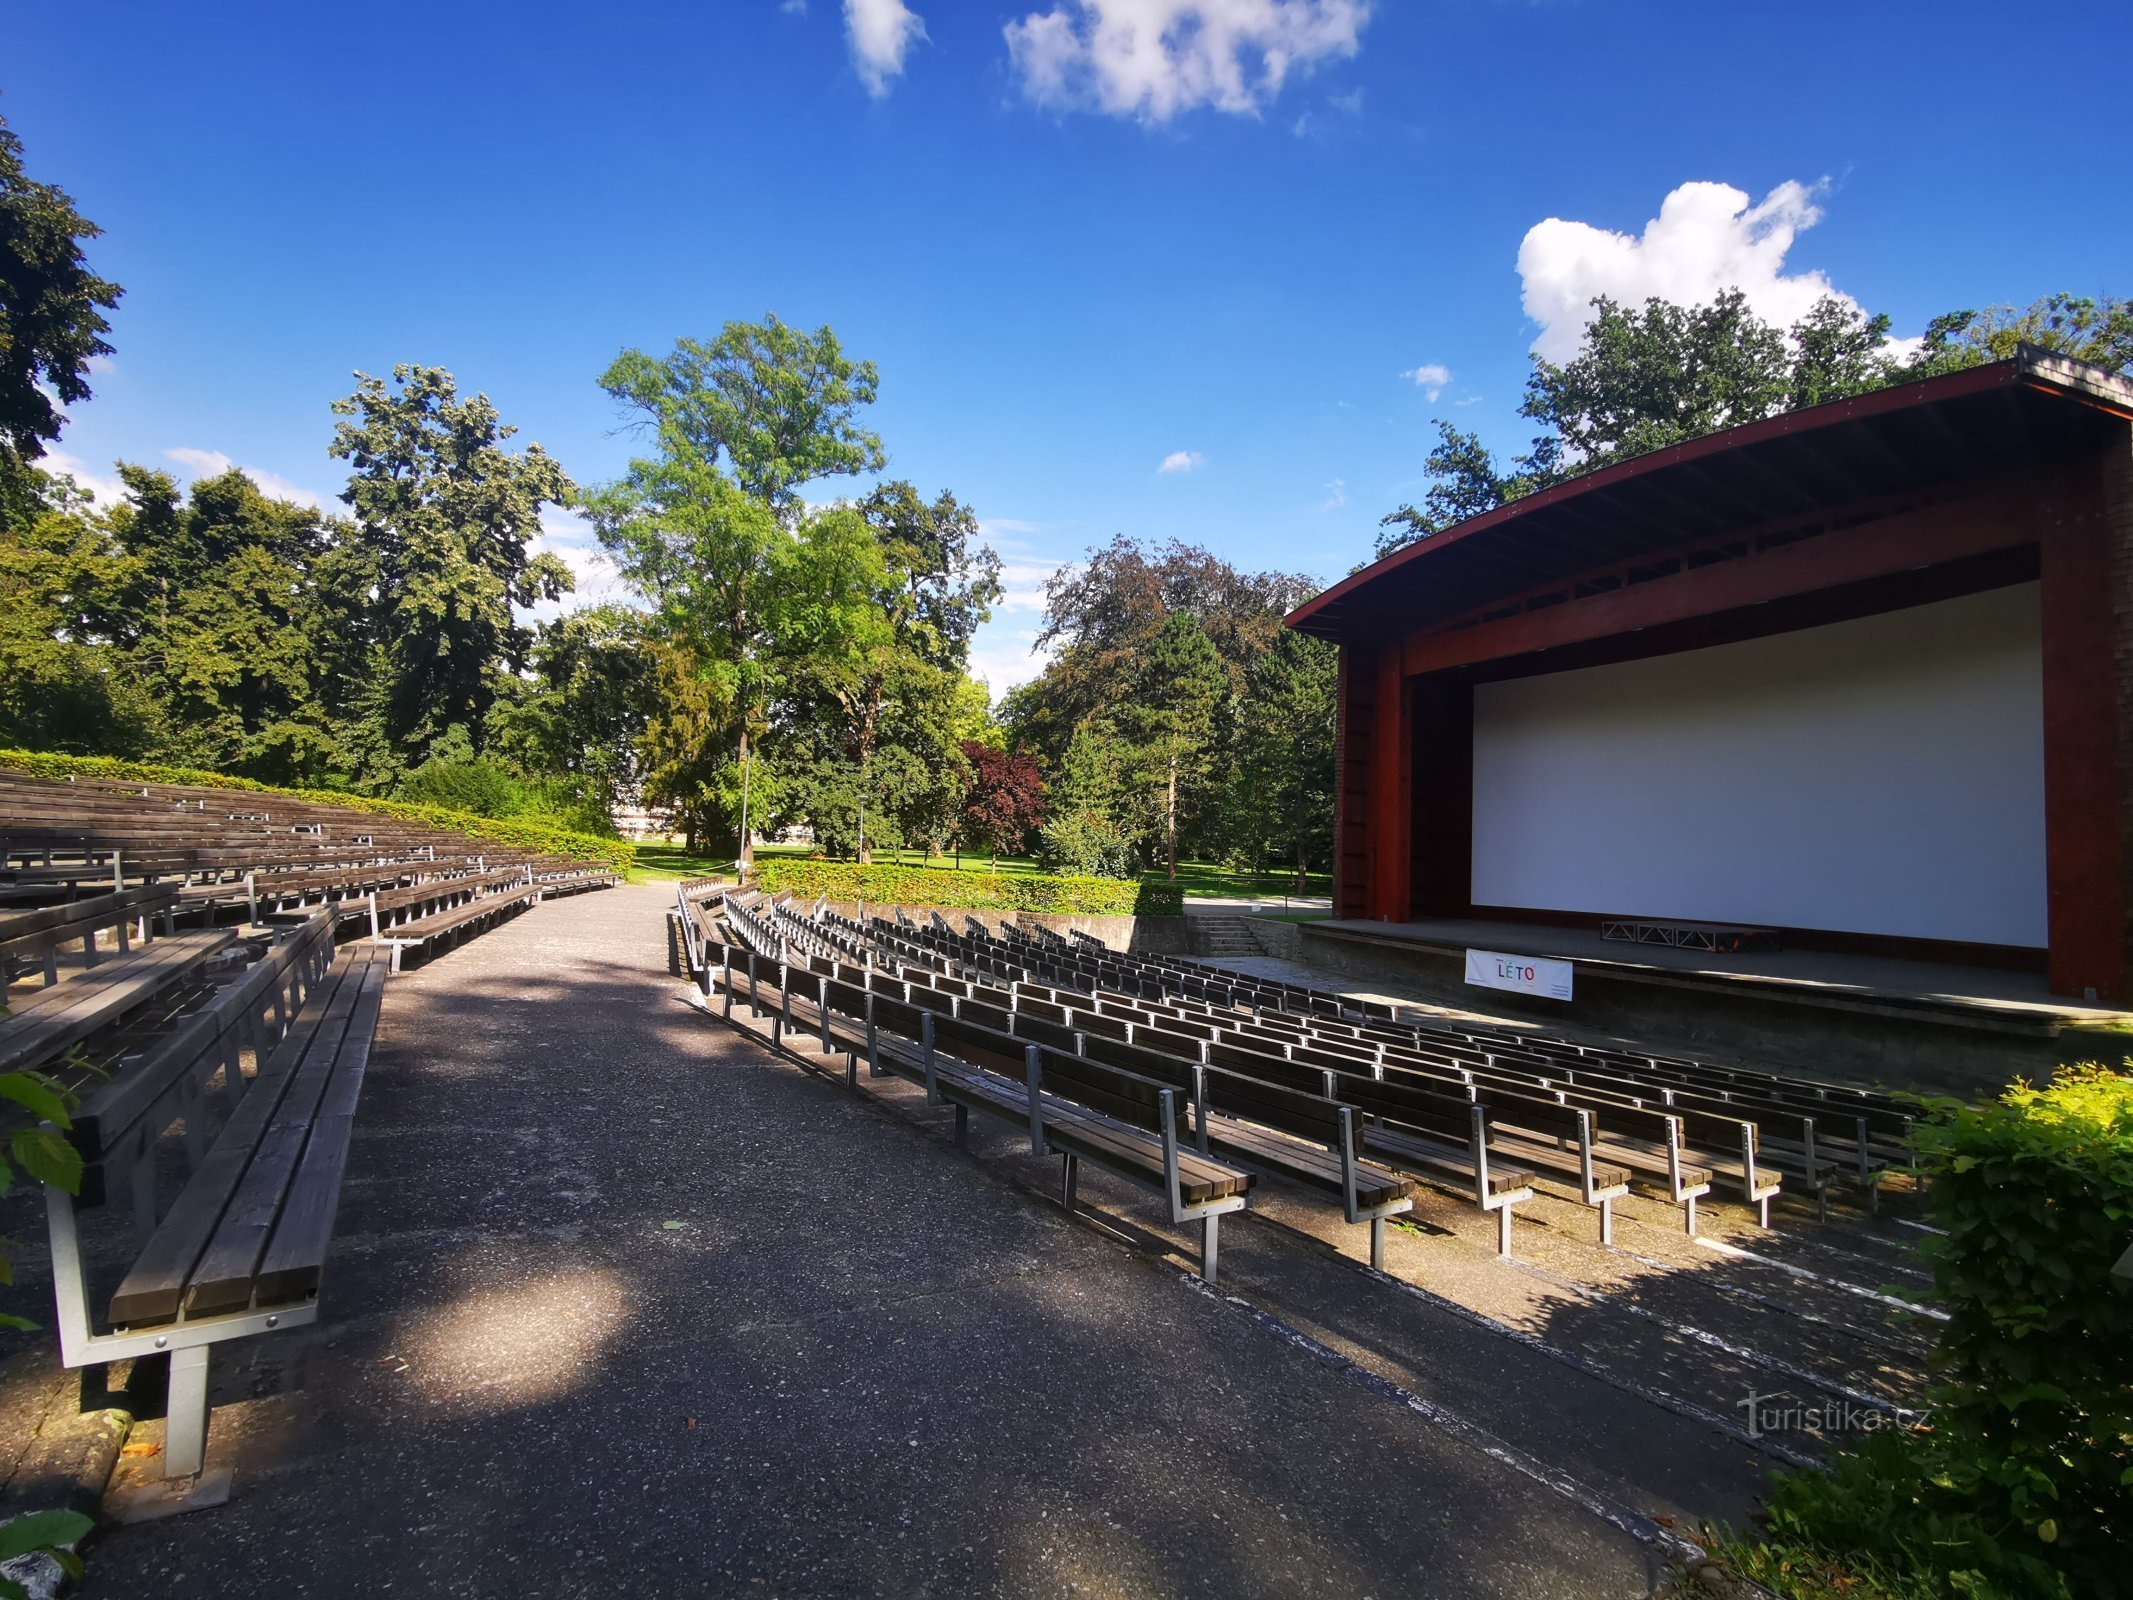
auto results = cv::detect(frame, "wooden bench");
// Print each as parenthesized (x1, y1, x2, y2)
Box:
(37, 914, 386, 1482)
(706, 937, 1253, 1281)
(0, 883, 180, 986)
(366, 880, 535, 971)
(0, 929, 237, 1075)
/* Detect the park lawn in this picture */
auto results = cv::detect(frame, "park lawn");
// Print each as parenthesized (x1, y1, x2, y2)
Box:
(633, 841, 1329, 901)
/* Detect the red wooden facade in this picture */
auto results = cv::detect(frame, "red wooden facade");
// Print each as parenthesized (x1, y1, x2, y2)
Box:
(1288, 352, 2133, 1001)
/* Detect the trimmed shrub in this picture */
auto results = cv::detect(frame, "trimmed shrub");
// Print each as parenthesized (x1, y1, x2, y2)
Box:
(1716, 1064, 2133, 1600)
(0, 748, 635, 873)
(752, 859, 1182, 917)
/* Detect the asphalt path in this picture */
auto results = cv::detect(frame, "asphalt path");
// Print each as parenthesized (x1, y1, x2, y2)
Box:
(85, 884, 1665, 1599)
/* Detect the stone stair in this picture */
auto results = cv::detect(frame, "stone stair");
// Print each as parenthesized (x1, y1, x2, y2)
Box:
(1190, 915, 1263, 959)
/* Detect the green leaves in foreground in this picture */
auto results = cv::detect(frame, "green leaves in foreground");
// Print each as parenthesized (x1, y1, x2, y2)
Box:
(1719, 1063, 2133, 1600)
(0, 1508, 96, 1598)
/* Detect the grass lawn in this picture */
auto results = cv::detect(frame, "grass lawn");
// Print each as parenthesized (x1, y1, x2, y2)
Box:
(632, 840, 1329, 901)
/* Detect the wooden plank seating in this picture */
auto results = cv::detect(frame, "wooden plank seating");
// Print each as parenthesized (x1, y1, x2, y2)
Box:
(0, 929, 237, 1075)
(36, 913, 385, 1482)
(368, 881, 536, 972)
(707, 913, 1253, 1281)
(0, 883, 179, 986)
(805, 902, 1763, 1240)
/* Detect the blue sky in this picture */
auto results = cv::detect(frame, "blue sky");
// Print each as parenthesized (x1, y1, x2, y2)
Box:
(13, 0, 2130, 694)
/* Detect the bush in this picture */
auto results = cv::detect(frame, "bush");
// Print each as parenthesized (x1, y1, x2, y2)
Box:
(0, 748, 635, 872)
(397, 754, 615, 838)
(753, 858, 1182, 917)
(1714, 1064, 2133, 1600)
(1037, 809, 1139, 878)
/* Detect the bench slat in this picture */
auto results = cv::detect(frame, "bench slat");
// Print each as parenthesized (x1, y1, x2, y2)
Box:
(182, 952, 375, 1315)
(107, 947, 366, 1324)
(252, 948, 388, 1304)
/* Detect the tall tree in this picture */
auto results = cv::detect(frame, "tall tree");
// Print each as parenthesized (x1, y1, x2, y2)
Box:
(1228, 630, 1337, 889)
(589, 317, 885, 864)
(486, 604, 656, 807)
(0, 115, 122, 524)
(329, 365, 574, 761)
(1378, 289, 2133, 557)
(1118, 610, 1226, 879)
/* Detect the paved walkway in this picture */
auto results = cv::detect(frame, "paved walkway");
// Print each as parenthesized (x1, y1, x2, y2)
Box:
(82, 886, 1666, 1598)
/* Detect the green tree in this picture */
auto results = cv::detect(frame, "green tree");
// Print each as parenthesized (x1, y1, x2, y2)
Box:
(1379, 288, 2133, 558)
(0, 115, 122, 524)
(0, 472, 162, 754)
(588, 318, 886, 864)
(1118, 610, 1226, 879)
(329, 364, 575, 762)
(487, 604, 656, 808)
(1903, 292, 2133, 379)
(1229, 629, 1336, 888)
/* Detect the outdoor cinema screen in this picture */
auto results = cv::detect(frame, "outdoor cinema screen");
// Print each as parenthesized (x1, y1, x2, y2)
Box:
(1468, 582, 2047, 947)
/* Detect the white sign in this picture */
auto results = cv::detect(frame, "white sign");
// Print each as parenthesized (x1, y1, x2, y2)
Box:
(1464, 948, 1574, 1002)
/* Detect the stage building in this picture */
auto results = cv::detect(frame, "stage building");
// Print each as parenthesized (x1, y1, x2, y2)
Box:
(1285, 350, 2133, 1047)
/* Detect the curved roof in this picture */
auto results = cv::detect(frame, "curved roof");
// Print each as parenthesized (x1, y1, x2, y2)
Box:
(1286, 349, 2133, 646)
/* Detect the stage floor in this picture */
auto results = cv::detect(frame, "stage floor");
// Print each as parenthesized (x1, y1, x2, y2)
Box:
(1311, 917, 2132, 1027)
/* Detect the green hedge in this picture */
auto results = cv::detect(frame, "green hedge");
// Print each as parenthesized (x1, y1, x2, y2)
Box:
(753, 859, 1182, 917)
(0, 748, 636, 873)
(1718, 1064, 2133, 1600)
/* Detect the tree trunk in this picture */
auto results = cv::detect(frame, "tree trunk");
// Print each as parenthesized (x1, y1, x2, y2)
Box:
(1165, 757, 1179, 880)
(736, 721, 755, 869)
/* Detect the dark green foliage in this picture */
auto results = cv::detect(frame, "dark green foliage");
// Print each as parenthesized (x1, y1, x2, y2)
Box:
(1228, 630, 1336, 888)
(0, 114, 121, 487)
(329, 365, 575, 762)
(1717, 1065, 2133, 1600)
(1010, 537, 1327, 881)
(1377, 289, 2133, 559)
(752, 858, 1181, 916)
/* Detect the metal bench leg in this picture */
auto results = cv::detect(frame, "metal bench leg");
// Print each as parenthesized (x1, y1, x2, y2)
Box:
(1756, 1193, 1770, 1229)
(1684, 1194, 1698, 1236)
(1202, 1213, 1221, 1285)
(953, 1104, 968, 1148)
(1369, 1215, 1385, 1272)
(164, 1345, 211, 1479)
(1061, 1152, 1079, 1212)
(1497, 1203, 1513, 1260)
(1598, 1195, 1614, 1248)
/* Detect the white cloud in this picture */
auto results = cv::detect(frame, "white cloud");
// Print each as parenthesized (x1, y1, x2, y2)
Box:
(165, 446, 332, 511)
(1005, 0, 1370, 122)
(1157, 449, 1206, 474)
(524, 506, 629, 622)
(84, 354, 117, 375)
(1517, 179, 1854, 365)
(1399, 361, 1450, 401)
(38, 447, 127, 507)
(967, 623, 1055, 700)
(1321, 477, 1347, 510)
(846, 0, 926, 96)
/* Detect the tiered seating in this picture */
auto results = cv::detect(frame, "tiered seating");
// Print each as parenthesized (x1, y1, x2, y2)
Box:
(0, 763, 628, 1484)
(2, 902, 386, 1484)
(849, 908, 1912, 1219)
(0, 767, 619, 974)
(678, 890, 1916, 1268)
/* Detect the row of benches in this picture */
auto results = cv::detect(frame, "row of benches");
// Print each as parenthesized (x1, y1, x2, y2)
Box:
(1, 766, 622, 1487)
(880, 908, 1913, 1217)
(687, 891, 1915, 1281)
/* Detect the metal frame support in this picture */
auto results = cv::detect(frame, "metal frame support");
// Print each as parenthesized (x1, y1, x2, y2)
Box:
(1024, 1044, 1048, 1156)
(920, 1012, 938, 1105)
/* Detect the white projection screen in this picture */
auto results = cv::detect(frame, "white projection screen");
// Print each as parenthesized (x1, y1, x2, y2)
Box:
(1468, 583, 2047, 947)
